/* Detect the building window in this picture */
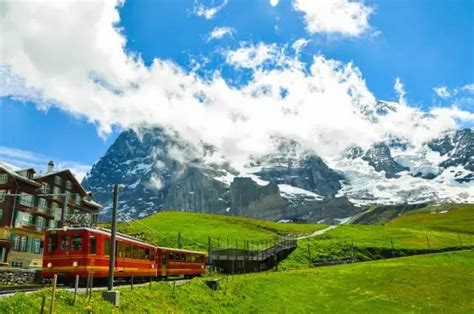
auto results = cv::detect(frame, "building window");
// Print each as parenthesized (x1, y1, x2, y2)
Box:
(14, 212, 32, 228)
(19, 193, 34, 207)
(75, 193, 81, 205)
(12, 234, 20, 251)
(65, 180, 72, 190)
(54, 176, 62, 185)
(38, 198, 48, 209)
(20, 235, 28, 252)
(41, 183, 50, 193)
(0, 174, 8, 184)
(0, 208, 3, 222)
(11, 261, 23, 268)
(0, 189, 6, 202)
(36, 216, 45, 232)
(49, 219, 56, 229)
(32, 238, 41, 254)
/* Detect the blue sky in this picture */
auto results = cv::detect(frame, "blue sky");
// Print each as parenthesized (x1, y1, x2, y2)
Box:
(0, 0, 473, 178)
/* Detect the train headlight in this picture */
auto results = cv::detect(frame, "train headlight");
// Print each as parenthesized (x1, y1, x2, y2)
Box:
(72, 261, 78, 267)
(47, 262, 52, 268)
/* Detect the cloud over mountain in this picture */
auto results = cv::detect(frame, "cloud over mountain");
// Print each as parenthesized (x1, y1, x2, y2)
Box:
(0, 0, 473, 171)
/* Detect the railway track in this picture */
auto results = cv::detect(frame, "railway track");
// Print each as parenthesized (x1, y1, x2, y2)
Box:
(0, 285, 44, 296)
(0, 278, 192, 297)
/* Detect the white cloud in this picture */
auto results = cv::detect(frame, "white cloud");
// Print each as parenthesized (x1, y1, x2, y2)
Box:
(225, 43, 281, 69)
(394, 77, 407, 105)
(207, 26, 235, 41)
(293, 0, 373, 37)
(270, 0, 279, 7)
(193, 0, 228, 20)
(433, 86, 451, 99)
(0, 146, 91, 181)
(0, 0, 472, 172)
(292, 38, 309, 54)
(462, 83, 474, 93)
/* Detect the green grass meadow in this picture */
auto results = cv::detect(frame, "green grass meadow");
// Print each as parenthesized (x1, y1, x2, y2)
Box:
(115, 211, 326, 250)
(1, 251, 472, 313)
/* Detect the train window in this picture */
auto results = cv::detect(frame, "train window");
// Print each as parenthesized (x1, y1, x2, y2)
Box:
(105, 239, 110, 255)
(117, 242, 124, 258)
(168, 252, 174, 262)
(191, 255, 196, 263)
(132, 246, 138, 259)
(139, 247, 145, 259)
(125, 244, 131, 258)
(71, 234, 82, 251)
(47, 236, 57, 252)
(180, 254, 185, 262)
(89, 236, 97, 254)
(161, 252, 166, 264)
(60, 235, 68, 250)
(145, 248, 150, 260)
(185, 254, 190, 262)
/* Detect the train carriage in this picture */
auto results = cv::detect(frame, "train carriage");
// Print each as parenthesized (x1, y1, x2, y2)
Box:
(42, 227, 207, 283)
(156, 247, 206, 278)
(42, 227, 157, 281)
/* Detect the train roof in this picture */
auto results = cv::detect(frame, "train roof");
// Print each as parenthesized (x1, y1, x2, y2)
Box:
(46, 227, 206, 255)
(47, 226, 154, 247)
(156, 246, 207, 255)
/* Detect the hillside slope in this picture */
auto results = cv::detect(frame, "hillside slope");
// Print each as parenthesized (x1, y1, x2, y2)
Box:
(114, 211, 326, 251)
(1, 251, 472, 313)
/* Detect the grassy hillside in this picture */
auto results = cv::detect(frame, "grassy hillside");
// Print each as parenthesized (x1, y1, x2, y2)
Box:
(1, 251, 472, 313)
(387, 203, 474, 234)
(115, 211, 326, 251)
(281, 203, 474, 269)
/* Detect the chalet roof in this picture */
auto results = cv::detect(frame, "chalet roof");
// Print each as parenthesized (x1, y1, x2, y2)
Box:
(14, 168, 36, 174)
(82, 197, 102, 209)
(34, 169, 87, 195)
(0, 163, 42, 187)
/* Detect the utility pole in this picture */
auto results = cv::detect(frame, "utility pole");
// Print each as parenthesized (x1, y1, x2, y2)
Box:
(102, 184, 124, 306)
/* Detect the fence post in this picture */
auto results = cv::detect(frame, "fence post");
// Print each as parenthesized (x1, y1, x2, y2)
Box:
(307, 238, 311, 267)
(40, 295, 46, 314)
(208, 236, 212, 270)
(88, 272, 94, 301)
(49, 274, 57, 314)
(73, 274, 79, 305)
(351, 240, 355, 263)
(426, 236, 431, 250)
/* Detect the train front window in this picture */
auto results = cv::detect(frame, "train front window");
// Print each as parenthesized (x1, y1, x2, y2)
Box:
(47, 236, 57, 253)
(60, 235, 68, 250)
(139, 247, 145, 260)
(71, 234, 82, 251)
(89, 236, 97, 254)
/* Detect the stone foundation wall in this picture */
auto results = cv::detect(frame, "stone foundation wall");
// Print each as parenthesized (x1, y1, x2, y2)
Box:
(0, 269, 37, 284)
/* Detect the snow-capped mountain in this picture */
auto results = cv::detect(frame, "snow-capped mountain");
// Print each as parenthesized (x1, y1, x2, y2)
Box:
(82, 127, 473, 222)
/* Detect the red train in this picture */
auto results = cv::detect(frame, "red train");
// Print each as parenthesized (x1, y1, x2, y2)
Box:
(42, 227, 207, 283)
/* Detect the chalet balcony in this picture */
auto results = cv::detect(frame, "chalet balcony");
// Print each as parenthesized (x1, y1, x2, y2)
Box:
(15, 222, 47, 234)
(29, 206, 54, 218)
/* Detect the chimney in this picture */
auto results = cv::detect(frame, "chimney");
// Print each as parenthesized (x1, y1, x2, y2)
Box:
(47, 160, 54, 172)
